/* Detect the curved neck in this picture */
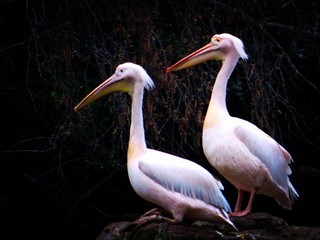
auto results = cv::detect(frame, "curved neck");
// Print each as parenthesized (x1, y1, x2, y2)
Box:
(204, 53, 239, 128)
(128, 81, 147, 159)
(211, 53, 239, 110)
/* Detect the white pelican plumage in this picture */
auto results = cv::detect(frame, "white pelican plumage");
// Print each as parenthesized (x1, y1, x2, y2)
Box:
(166, 33, 299, 217)
(74, 62, 236, 228)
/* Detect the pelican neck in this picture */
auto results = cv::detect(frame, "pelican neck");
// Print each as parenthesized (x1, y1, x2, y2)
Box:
(128, 81, 147, 158)
(209, 53, 240, 113)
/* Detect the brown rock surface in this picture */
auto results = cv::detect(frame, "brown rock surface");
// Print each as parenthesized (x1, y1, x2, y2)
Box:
(97, 212, 320, 240)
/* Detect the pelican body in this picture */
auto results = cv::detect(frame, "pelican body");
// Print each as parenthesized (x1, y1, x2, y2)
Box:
(166, 34, 299, 216)
(74, 62, 236, 228)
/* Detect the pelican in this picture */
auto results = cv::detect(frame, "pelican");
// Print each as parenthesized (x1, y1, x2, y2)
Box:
(74, 62, 236, 228)
(166, 33, 299, 217)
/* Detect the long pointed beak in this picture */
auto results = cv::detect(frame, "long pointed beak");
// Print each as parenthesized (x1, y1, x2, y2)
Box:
(166, 42, 222, 73)
(74, 73, 130, 112)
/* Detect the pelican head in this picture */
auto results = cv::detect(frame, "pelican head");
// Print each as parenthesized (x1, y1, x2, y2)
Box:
(74, 62, 154, 112)
(166, 33, 248, 73)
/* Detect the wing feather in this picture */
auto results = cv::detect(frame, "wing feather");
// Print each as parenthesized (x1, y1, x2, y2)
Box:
(233, 117, 292, 190)
(139, 149, 231, 212)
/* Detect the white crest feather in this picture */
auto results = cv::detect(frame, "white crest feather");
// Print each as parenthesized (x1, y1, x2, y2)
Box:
(120, 62, 155, 90)
(216, 33, 248, 60)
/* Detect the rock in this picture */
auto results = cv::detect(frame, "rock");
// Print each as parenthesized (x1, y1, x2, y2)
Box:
(96, 212, 320, 240)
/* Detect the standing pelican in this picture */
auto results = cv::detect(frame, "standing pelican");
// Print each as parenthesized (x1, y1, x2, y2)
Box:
(166, 33, 299, 217)
(74, 62, 236, 228)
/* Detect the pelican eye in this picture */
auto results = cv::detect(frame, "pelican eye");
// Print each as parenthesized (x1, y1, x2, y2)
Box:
(116, 68, 124, 77)
(211, 37, 221, 44)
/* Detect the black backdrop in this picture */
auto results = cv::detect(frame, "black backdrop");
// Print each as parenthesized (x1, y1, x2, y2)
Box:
(1, 0, 319, 239)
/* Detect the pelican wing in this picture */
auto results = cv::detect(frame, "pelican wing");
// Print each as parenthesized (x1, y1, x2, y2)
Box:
(139, 149, 231, 212)
(233, 117, 293, 188)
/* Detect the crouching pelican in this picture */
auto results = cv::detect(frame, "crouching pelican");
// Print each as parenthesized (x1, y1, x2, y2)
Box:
(74, 62, 236, 228)
(166, 34, 299, 217)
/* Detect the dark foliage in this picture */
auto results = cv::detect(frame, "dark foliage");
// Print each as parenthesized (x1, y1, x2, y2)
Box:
(1, 0, 319, 239)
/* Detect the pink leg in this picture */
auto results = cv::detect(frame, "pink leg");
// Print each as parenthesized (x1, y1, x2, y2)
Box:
(140, 208, 163, 217)
(134, 212, 178, 227)
(230, 190, 255, 217)
(234, 189, 245, 212)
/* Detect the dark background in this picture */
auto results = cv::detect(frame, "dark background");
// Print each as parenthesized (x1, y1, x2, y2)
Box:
(1, 0, 319, 239)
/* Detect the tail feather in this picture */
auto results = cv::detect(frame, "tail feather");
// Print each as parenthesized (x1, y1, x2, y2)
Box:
(288, 181, 299, 201)
(220, 209, 238, 231)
